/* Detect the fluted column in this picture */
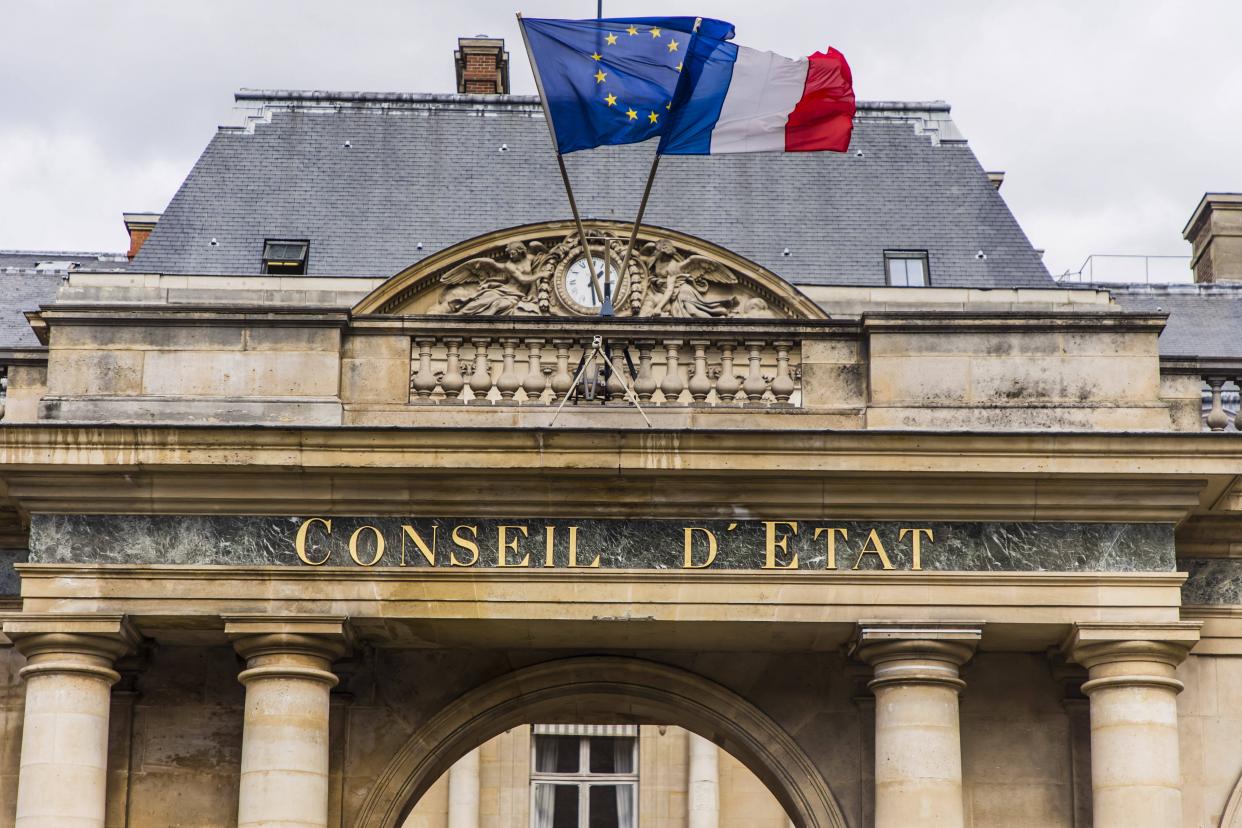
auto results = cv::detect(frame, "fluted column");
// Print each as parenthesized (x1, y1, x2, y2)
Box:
(447, 748, 481, 828)
(1065, 623, 1199, 828)
(227, 617, 347, 828)
(5, 615, 138, 828)
(851, 623, 982, 828)
(687, 733, 719, 828)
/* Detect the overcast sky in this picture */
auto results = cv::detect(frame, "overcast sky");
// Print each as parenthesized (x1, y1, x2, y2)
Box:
(2, 1, 1240, 278)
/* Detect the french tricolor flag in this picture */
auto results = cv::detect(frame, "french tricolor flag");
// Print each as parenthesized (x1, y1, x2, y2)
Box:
(660, 41, 855, 155)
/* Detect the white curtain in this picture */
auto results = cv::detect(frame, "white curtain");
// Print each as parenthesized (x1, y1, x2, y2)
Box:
(533, 737, 560, 828)
(614, 739, 635, 828)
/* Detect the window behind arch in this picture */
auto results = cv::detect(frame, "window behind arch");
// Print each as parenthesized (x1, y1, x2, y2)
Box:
(531, 725, 638, 828)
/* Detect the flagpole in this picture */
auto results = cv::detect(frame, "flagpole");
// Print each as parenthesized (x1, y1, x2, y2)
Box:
(516, 13, 607, 312)
(616, 151, 660, 312)
(616, 17, 699, 312)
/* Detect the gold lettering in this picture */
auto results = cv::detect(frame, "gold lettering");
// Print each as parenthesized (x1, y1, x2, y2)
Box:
(497, 525, 531, 567)
(451, 524, 480, 567)
(853, 528, 894, 570)
(544, 525, 556, 567)
(682, 527, 718, 569)
(295, 517, 332, 566)
(762, 521, 799, 569)
(813, 526, 847, 570)
(567, 525, 600, 568)
(348, 525, 385, 567)
(400, 524, 437, 567)
(899, 527, 933, 571)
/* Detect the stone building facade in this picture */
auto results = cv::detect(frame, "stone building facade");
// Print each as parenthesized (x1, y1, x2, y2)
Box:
(1, 36, 1241, 828)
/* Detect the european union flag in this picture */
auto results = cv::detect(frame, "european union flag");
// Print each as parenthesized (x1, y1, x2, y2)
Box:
(519, 16, 735, 154)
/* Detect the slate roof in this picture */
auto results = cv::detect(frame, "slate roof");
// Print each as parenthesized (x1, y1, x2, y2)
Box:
(1109, 284, 1242, 360)
(0, 250, 130, 349)
(133, 91, 1053, 288)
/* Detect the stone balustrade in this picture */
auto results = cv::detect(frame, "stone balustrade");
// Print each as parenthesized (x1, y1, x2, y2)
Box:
(1204, 375, 1242, 432)
(404, 319, 819, 408)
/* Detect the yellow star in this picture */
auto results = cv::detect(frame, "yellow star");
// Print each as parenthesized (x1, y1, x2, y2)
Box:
(650, 27, 662, 38)
(605, 93, 617, 107)
(648, 111, 659, 124)
(605, 32, 618, 45)
(591, 52, 602, 61)
(668, 39, 679, 52)
(675, 61, 683, 72)
(626, 25, 638, 36)
(626, 108, 638, 121)
(665, 101, 672, 110)
(594, 69, 607, 84)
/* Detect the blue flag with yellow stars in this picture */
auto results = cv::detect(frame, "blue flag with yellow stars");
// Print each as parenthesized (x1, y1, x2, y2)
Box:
(519, 16, 735, 153)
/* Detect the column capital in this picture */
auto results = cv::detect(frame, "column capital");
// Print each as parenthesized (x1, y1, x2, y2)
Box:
(1063, 622, 1200, 695)
(225, 615, 348, 688)
(850, 622, 983, 692)
(3, 613, 140, 684)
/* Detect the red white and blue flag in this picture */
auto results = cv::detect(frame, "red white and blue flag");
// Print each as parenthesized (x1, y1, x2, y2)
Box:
(520, 17, 854, 156)
(660, 40, 855, 155)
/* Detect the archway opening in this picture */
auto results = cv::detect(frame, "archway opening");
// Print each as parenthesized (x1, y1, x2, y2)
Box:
(354, 656, 847, 828)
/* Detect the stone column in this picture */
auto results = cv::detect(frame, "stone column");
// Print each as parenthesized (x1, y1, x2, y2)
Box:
(4, 615, 138, 828)
(226, 617, 347, 828)
(851, 623, 982, 828)
(1065, 622, 1199, 828)
(447, 748, 481, 828)
(687, 732, 719, 828)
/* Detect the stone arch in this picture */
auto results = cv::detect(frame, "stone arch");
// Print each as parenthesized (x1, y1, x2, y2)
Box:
(1221, 770, 1242, 828)
(351, 219, 829, 320)
(353, 655, 848, 828)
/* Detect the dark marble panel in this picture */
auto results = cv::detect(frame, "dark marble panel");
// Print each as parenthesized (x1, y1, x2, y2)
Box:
(1180, 558, 1242, 604)
(0, 548, 28, 595)
(29, 515, 1175, 573)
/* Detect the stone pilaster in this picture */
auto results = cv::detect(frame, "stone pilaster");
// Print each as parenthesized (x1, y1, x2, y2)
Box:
(447, 748, 481, 828)
(851, 622, 982, 828)
(687, 732, 720, 828)
(1065, 622, 1200, 828)
(226, 616, 347, 828)
(3, 614, 139, 828)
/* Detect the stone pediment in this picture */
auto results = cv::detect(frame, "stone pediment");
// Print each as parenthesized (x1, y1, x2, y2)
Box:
(353, 220, 828, 320)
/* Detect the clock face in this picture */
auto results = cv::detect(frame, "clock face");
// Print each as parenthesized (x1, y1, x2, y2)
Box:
(562, 255, 622, 311)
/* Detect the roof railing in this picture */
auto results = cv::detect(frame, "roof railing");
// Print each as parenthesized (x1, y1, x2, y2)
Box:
(1054, 254, 1192, 285)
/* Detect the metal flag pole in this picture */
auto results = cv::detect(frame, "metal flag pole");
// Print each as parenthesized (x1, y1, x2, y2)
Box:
(614, 18, 698, 302)
(549, 335, 653, 427)
(516, 13, 607, 311)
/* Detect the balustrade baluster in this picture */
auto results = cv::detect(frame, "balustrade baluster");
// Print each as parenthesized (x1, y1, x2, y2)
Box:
(771, 341, 795, 405)
(550, 339, 573, 402)
(605, 341, 627, 401)
(442, 338, 466, 402)
(497, 338, 521, 402)
(688, 340, 711, 403)
(411, 337, 437, 402)
(634, 341, 657, 402)
(660, 340, 684, 404)
(742, 340, 767, 404)
(1207, 377, 1229, 431)
(523, 339, 547, 405)
(715, 340, 740, 405)
(468, 338, 493, 404)
(1235, 378, 1242, 431)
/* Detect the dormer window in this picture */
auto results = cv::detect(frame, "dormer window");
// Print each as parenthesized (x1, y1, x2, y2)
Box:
(262, 240, 308, 275)
(885, 251, 929, 287)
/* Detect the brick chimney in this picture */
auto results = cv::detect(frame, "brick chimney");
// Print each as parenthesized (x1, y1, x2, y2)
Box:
(1183, 193, 1242, 282)
(455, 36, 509, 95)
(123, 212, 160, 260)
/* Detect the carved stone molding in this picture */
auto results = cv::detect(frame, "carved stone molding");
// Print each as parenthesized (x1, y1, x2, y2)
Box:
(353, 220, 828, 320)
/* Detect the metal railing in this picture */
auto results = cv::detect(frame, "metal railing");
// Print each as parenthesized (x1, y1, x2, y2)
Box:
(1055, 254, 1192, 285)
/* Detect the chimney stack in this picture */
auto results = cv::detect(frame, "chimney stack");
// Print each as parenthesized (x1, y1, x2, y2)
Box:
(123, 212, 160, 260)
(455, 36, 510, 95)
(1183, 193, 1242, 283)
